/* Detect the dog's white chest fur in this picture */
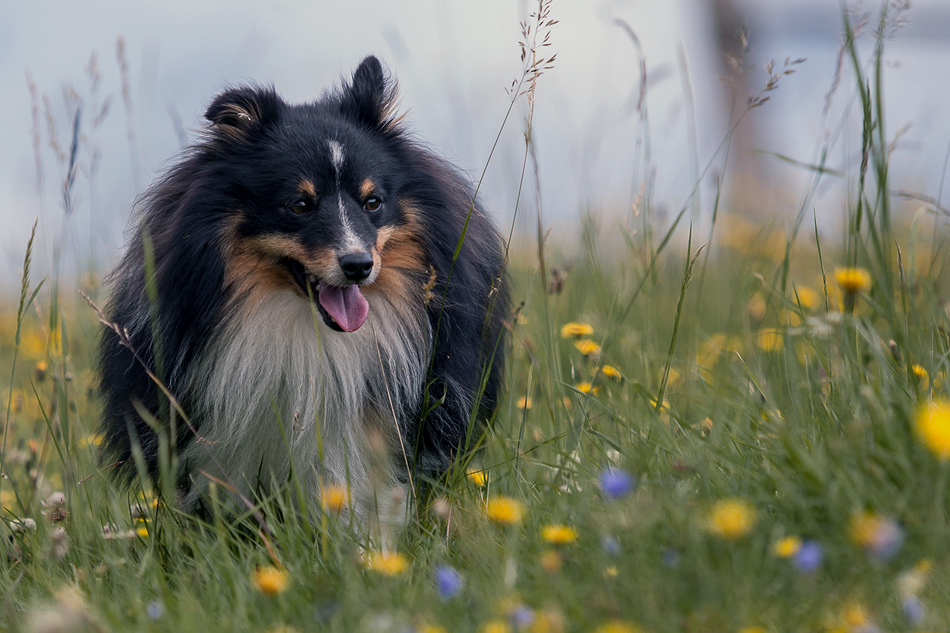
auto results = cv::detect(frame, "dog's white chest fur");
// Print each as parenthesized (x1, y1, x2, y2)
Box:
(180, 288, 427, 513)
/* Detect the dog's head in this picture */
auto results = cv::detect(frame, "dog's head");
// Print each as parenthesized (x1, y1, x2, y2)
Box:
(204, 57, 426, 332)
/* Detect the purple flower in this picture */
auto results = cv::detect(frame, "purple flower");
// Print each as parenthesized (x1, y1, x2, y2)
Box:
(902, 596, 924, 624)
(868, 519, 904, 562)
(601, 535, 621, 557)
(146, 600, 165, 620)
(509, 606, 535, 629)
(599, 469, 636, 499)
(435, 565, 463, 600)
(792, 540, 823, 573)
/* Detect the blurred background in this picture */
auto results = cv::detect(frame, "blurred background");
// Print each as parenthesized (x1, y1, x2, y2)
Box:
(1, 0, 948, 285)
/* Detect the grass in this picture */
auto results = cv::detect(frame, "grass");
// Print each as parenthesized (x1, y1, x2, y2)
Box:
(2, 2, 950, 632)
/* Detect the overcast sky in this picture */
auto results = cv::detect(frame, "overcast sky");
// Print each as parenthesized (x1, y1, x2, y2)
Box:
(2, 0, 949, 284)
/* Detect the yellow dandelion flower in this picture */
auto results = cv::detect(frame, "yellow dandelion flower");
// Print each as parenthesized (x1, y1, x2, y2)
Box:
(540, 549, 562, 572)
(320, 484, 349, 514)
(600, 365, 623, 381)
(747, 294, 767, 321)
(707, 498, 756, 540)
(834, 267, 872, 294)
(80, 434, 103, 448)
(481, 621, 511, 633)
(843, 604, 868, 628)
(911, 364, 928, 382)
(593, 621, 643, 633)
(560, 322, 593, 338)
(573, 339, 601, 356)
(756, 329, 784, 352)
(517, 396, 532, 410)
(136, 525, 149, 538)
(793, 285, 819, 310)
(467, 469, 487, 487)
(772, 536, 802, 558)
(540, 524, 578, 544)
(575, 382, 600, 395)
(485, 496, 524, 525)
(252, 566, 289, 596)
(364, 551, 409, 576)
(916, 399, 950, 458)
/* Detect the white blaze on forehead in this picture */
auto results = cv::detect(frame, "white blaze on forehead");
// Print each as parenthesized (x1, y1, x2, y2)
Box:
(327, 139, 362, 253)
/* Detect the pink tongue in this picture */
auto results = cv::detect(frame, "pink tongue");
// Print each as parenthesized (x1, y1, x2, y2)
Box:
(318, 284, 369, 332)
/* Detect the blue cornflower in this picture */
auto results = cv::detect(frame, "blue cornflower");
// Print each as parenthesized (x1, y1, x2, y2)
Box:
(792, 540, 823, 573)
(435, 565, 463, 600)
(599, 469, 636, 499)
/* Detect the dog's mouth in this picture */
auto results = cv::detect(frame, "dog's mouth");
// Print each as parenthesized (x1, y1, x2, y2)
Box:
(282, 259, 369, 333)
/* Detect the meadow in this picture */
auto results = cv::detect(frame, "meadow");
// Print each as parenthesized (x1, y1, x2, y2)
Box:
(2, 3, 950, 632)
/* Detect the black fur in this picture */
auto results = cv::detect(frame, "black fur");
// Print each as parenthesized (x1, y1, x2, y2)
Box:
(99, 56, 508, 497)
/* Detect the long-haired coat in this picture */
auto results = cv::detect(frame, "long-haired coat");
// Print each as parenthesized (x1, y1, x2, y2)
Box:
(99, 56, 507, 519)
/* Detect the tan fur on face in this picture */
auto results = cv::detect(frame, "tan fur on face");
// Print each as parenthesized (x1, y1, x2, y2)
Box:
(297, 179, 317, 198)
(359, 178, 376, 200)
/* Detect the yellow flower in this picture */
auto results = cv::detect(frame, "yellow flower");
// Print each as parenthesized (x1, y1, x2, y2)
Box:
(911, 364, 928, 382)
(738, 628, 768, 633)
(793, 285, 819, 310)
(604, 565, 619, 577)
(540, 524, 578, 544)
(600, 365, 623, 381)
(575, 382, 600, 395)
(485, 496, 524, 525)
(592, 621, 643, 633)
(540, 549, 562, 572)
(707, 498, 756, 540)
(843, 604, 869, 628)
(467, 469, 487, 487)
(834, 267, 872, 294)
(573, 339, 601, 356)
(80, 434, 103, 448)
(517, 396, 533, 410)
(419, 625, 447, 633)
(772, 536, 802, 558)
(560, 322, 593, 338)
(320, 484, 349, 513)
(364, 551, 409, 576)
(252, 566, 289, 596)
(916, 399, 950, 458)
(481, 621, 511, 633)
(756, 328, 783, 352)
(747, 293, 767, 321)
(136, 525, 149, 538)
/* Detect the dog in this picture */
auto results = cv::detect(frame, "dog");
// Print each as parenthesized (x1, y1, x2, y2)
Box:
(98, 56, 507, 524)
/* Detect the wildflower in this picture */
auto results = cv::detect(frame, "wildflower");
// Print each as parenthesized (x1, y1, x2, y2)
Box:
(320, 484, 349, 513)
(843, 604, 870, 629)
(604, 566, 618, 577)
(435, 564, 463, 600)
(834, 267, 872, 294)
(897, 559, 931, 598)
(793, 285, 819, 310)
(508, 604, 535, 630)
(574, 339, 601, 357)
(911, 364, 928, 383)
(756, 328, 783, 352)
(541, 524, 578, 544)
(661, 548, 680, 567)
(517, 396, 532, 410)
(707, 498, 756, 540)
(35, 361, 49, 383)
(485, 496, 524, 525)
(600, 365, 623, 381)
(146, 600, 165, 620)
(791, 540, 823, 573)
(540, 549, 562, 572)
(849, 512, 904, 561)
(136, 525, 149, 538)
(738, 628, 768, 633)
(80, 434, 103, 448)
(592, 621, 643, 633)
(575, 382, 599, 395)
(467, 469, 488, 487)
(601, 535, 621, 557)
(772, 536, 802, 558)
(599, 469, 635, 500)
(252, 566, 289, 596)
(43, 491, 68, 522)
(917, 399, 950, 458)
(481, 620, 511, 633)
(747, 294, 767, 321)
(902, 596, 924, 624)
(364, 551, 409, 576)
(560, 322, 593, 338)
(9, 517, 37, 533)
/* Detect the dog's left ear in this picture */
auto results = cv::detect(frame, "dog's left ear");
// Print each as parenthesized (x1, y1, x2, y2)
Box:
(340, 56, 398, 130)
(205, 86, 281, 139)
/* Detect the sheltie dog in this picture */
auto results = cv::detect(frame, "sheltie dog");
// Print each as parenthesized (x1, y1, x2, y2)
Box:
(98, 56, 507, 522)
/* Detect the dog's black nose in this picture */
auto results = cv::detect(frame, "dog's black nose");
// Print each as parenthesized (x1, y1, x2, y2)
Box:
(339, 252, 374, 282)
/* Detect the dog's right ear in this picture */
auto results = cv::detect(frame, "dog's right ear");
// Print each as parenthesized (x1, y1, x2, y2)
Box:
(205, 86, 281, 138)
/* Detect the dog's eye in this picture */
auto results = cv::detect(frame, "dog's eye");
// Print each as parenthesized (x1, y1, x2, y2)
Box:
(287, 199, 312, 215)
(364, 197, 382, 212)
